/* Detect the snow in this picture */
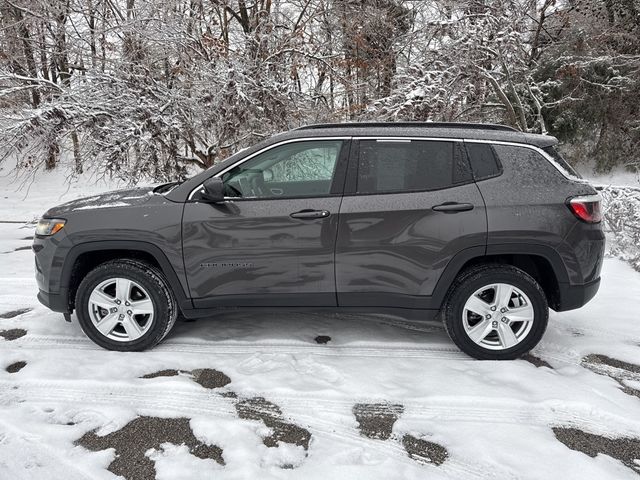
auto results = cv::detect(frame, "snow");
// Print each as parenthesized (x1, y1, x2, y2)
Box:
(73, 202, 132, 211)
(577, 165, 640, 189)
(1, 180, 640, 479)
(0, 158, 146, 222)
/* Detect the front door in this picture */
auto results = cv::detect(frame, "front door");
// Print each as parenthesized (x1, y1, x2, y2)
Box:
(182, 139, 349, 308)
(335, 138, 487, 309)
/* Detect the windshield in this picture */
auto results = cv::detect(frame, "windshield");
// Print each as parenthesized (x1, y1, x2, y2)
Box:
(542, 146, 582, 179)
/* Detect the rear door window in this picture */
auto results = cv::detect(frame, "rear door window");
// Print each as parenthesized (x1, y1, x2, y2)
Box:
(356, 140, 471, 194)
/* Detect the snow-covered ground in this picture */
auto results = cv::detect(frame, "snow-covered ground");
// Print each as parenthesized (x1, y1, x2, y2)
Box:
(1, 166, 640, 479)
(577, 164, 640, 189)
(0, 160, 149, 222)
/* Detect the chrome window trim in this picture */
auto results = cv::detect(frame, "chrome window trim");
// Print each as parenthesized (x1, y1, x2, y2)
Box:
(188, 135, 586, 200)
(355, 136, 464, 142)
(187, 136, 350, 200)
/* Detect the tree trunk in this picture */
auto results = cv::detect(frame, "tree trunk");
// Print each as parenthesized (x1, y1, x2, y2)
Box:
(72, 131, 82, 174)
(46, 141, 59, 170)
(87, 0, 97, 69)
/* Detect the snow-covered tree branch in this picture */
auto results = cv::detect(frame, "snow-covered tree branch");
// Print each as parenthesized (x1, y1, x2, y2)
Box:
(0, 0, 638, 181)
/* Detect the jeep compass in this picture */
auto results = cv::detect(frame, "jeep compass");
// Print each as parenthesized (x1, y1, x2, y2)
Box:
(33, 122, 605, 359)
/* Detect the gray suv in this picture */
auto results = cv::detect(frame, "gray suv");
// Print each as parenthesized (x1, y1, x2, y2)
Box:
(33, 122, 605, 359)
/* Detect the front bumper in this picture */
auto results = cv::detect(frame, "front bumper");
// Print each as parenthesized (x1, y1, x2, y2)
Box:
(33, 226, 73, 315)
(555, 277, 600, 312)
(37, 288, 70, 313)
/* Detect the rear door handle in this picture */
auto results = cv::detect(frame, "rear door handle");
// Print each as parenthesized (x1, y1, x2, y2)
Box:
(290, 209, 331, 219)
(432, 202, 474, 213)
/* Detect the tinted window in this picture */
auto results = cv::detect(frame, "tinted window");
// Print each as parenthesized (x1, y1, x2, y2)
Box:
(465, 143, 502, 180)
(222, 140, 343, 199)
(356, 140, 471, 194)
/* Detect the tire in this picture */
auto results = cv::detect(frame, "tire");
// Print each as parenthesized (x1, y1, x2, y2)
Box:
(441, 264, 549, 360)
(75, 259, 178, 351)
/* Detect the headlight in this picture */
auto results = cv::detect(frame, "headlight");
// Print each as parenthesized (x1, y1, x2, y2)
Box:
(36, 218, 66, 236)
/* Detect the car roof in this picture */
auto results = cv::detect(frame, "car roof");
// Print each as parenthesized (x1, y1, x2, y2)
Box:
(284, 122, 558, 148)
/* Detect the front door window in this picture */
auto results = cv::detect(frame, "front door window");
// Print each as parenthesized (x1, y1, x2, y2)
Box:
(222, 140, 344, 199)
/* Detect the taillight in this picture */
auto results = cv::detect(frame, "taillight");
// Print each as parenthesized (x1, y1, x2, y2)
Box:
(567, 195, 602, 223)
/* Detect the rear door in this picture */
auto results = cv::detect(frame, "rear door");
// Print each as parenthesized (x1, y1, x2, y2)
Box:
(182, 138, 349, 308)
(335, 138, 487, 309)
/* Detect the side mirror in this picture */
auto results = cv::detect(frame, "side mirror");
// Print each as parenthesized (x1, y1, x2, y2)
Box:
(200, 177, 225, 203)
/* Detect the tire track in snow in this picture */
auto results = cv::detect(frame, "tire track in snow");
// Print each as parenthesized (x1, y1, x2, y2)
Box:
(551, 321, 640, 343)
(8, 333, 631, 370)
(9, 333, 469, 359)
(2, 379, 639, 437)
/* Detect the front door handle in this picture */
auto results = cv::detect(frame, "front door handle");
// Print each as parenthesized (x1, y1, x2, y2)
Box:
(290, 209, 331, 219)
(432, 202, 474, 213)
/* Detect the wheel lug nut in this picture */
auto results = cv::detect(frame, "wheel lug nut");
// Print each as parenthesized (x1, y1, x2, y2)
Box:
(125, 302, 130, 306)
(118, 314, 124, 319)
(490, 306, 496, 311)
(110, 307, 117, 313)
(501, 307, 507, 313)
(115, 299, 121, 305)
(127, 310, 132, 315)
(485, 314, 492, 319)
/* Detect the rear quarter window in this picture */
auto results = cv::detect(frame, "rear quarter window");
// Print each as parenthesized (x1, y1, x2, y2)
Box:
(465, 143, 502, 180)
(491, 144, 569, 183)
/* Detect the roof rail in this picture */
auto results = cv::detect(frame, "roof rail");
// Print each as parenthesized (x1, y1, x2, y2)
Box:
(295, 122, 519, 132)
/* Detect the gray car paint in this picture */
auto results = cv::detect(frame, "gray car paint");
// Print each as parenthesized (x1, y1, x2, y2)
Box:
(36, 187, 189, 300)
(335, 182, 487, 308)
(479, 144, 604, 284)
(33, 124, 605, 319)
(182, 196, 342, 306)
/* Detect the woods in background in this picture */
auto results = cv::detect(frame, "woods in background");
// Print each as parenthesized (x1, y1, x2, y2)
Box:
(0, 0, 638, 181)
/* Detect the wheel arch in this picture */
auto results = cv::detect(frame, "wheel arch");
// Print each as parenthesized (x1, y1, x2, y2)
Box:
(62, 241, 191, 313)
(433, 244, 569, 311)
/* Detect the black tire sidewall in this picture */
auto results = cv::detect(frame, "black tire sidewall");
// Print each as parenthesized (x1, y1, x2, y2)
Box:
(75, 261, 174, 351)
(444, 267, 549, 360)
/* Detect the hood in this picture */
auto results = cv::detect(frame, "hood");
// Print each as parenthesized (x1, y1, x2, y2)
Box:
(44, 186, 156, 217)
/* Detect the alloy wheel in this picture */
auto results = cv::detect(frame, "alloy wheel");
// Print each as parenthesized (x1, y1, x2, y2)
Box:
(462, 282, 534, 350)
(87, 277, 155, 342)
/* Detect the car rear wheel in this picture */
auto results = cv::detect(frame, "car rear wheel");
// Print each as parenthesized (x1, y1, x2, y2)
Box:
(441, 264, 549, 360)
(75, 259, 178, 351)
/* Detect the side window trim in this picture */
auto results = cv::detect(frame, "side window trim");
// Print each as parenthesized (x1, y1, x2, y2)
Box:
(329, 137, 352, 195)
(347, 137, 474, 196)
(343, 138, 360, 195)
(188, 137, 351, 201)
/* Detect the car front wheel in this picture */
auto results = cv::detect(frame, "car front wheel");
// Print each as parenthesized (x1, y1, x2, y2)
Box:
(75, 259, 178, 351)
(442, 264, 549, 360)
